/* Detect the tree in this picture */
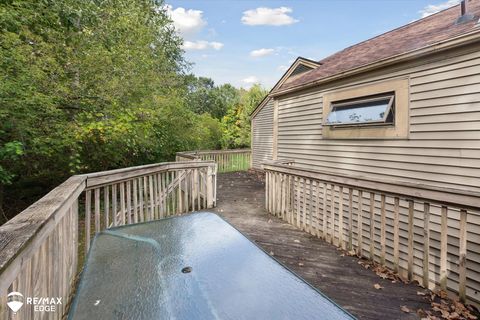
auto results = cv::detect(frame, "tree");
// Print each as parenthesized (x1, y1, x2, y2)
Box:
(0, 0, 194, 220)
(184, 75, 239, 119)
(0, 141, 23, 220)
(221, 84, 268, 149)
(0, 0, 262, 222)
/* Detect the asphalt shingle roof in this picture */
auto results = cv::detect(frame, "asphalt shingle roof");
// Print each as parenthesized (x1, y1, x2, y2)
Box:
(277, 0, 480, 92)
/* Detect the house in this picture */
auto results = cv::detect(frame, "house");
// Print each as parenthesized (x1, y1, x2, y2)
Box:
(251, 0, 480, 304)
(251, 0, 480, 193)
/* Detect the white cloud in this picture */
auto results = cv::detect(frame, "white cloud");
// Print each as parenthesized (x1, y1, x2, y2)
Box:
(250, 48, 275, 58)
(419, 0, 460, 18)
(242, 76, 259, 84)
(278, 65, 289, 72)
(241, 7, 299, 26)
(209, 42, 224, 50)
(165, 5, 207, 37)
(182, 40, 224, 51)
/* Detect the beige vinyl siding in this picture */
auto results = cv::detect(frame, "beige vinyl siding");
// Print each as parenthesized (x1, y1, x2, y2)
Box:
(271, 45, 480, 302)
(252, 99, 274, 169)
(276, 45, 480, 193)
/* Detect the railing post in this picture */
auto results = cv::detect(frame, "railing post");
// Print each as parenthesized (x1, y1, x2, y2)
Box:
(459, 209, 467, 302)
(206, 164, 215, 208)
(261, 162, 480, 304)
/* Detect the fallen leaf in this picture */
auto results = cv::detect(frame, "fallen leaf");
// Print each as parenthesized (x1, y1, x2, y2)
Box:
(298, 262, 304, 266)
(440, 309, 450, 318)
(294, 239, 300, 243)
(432, 306, 442, 313)
(373, 283, 383, 290)
(417, 291, 427, 296)
(269, 251, 274, 256)
(347, 250, 356, 256)
(401, 306, 411, 313)
(417, 309, 428, 319)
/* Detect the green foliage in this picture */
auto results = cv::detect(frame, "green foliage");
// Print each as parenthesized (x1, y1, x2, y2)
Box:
(194, 113, 223, 150)
(0, 141, 23, 184)
(0, 0, 267, 221)
(184, 75, 239, 119)
(182, 76, 267, 150)
(0, 0, 217, 219)
(221, 84, 268, 149)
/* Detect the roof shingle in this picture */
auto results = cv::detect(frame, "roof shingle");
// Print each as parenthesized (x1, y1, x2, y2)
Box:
(278, 1, 480, 92)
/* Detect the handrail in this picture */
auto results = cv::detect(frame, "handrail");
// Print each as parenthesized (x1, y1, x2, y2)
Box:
(176, 149, 251, 156)
(263, 162, 480, 211)
(83, 161, 216, 188)
(262, 159, 295, 167)
(0, 176, 85, 292)
(176, 149, 251, 173)
(264, 162, 480, 304)
(0, 160, 217, 318)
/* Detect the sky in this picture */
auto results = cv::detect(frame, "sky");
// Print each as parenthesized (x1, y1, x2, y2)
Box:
(165, 0, 462, 89)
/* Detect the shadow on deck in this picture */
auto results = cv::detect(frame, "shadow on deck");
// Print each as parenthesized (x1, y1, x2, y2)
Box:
(205, 171, 431, 320)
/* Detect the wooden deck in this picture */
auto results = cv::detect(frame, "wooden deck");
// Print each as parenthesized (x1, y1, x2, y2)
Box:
(205, 171, 432, 320)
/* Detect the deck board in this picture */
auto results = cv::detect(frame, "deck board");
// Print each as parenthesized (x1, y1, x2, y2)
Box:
(204, 171, 431, 320)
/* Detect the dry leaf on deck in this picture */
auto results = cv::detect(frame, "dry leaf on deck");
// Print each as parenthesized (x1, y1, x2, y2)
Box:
(401, 306, 411, 313)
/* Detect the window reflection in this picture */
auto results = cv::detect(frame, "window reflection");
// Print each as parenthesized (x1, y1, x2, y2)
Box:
(325, 95, 394, 126)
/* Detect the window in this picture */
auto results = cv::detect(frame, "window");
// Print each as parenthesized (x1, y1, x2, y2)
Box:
(325, 94, 395, 127)
(322, 78, 409, 139)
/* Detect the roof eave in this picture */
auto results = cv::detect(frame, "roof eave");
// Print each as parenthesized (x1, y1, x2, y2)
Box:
(250, 95, 271, 119)
(250, 57, 322, 118)
(271, 28, 480, 98)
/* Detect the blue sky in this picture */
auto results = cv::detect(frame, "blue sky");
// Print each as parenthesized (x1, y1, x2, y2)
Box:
(165, 0, 461, 89)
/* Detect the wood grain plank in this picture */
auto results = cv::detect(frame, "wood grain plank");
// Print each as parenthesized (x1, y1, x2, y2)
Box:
(423, 202, 430, 288)
(380, 194, 386, 265)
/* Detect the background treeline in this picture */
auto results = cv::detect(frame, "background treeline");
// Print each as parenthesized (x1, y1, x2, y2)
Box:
(0, 0, 267, 222)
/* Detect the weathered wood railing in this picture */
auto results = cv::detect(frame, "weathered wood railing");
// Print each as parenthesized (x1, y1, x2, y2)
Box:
(264, 162, 480, 304)
(176, 149, 251, 173)
(0, 160, 217, 319)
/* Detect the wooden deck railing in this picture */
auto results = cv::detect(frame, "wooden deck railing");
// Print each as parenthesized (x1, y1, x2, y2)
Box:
(264, 162, 480, 304)
(0, 160, 217, 319)
(176, 149, 251, 173)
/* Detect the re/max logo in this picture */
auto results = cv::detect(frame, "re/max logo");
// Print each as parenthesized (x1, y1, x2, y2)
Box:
(7, 293, 62, 313)
(26, 297, 62, 305)
(26, 297, 62, 312)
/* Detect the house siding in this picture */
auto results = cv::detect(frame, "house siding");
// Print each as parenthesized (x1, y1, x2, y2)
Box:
(266, 45, 480, 301)
(276, 45, 480, 193)
(252, 99, 274, 169)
